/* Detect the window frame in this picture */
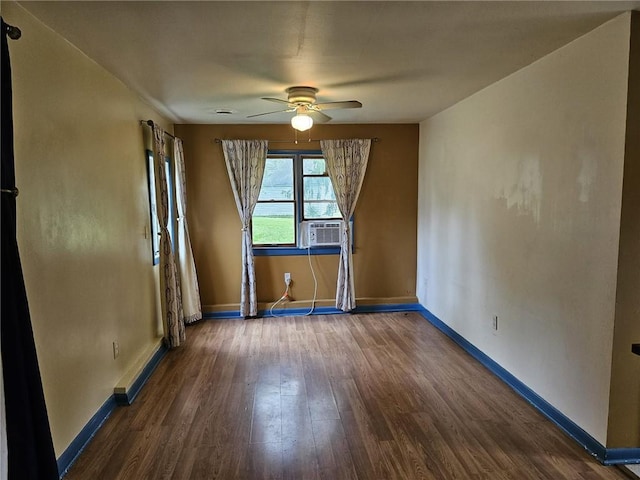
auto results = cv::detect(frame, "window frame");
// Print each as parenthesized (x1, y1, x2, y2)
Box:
(300, 153, 341, 223)
(253, 149, 344, 256)
(252, 154, 297, 247)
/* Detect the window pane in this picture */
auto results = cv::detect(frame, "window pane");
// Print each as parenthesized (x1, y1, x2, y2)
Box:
(303, 157, 326, 175)
(146, 151, 160, 264)
(304, 201, 340, 219)
(164, 157, 176, 251)
(259, 157, 294, 200)
(253, 202, 295, 244)
(303, 177, 336, 201)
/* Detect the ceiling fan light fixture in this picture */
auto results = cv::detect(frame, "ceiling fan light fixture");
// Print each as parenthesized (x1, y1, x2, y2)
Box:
(291, 113, 313, 131)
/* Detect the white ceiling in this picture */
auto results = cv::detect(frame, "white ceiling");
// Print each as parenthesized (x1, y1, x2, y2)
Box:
(19, 1, 640, 125)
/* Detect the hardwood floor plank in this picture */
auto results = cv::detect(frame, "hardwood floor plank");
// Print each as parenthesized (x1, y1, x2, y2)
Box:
(251, 386, 282, 445)
(339, 409, 382, 479)
(169, 446, 197, 480)
(64, 313, 629, 480)
(281, 395, 312, 441)
(243, 442, 283, 480)
(279, 319, 306, 396)
(189, 444, 239, 479)
(282, 437, 321, 480)
(302, 355, 340, 422)
(312, 418, 358, 480)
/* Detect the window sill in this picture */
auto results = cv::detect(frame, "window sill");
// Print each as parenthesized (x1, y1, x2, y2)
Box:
(253, 246, 341, 256)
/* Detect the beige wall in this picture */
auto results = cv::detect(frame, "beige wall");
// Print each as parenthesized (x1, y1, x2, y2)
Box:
(608, 11, 640, 448)
(417, 13, 631, 445)
(175, 123, 419, 312)
(3, 3, 171, 456)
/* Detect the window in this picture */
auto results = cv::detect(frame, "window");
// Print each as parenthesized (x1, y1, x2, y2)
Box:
(253, 155, 295, 245)
(252, 151, 342, 253)
(164, 155, 176, 252)
(302, 157, 339, 220)
(146, 150, 160, 265)
(146, 149, 176, 264)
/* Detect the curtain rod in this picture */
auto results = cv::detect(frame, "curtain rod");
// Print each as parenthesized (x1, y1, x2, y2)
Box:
(214, 137, 379, 144)
(140, 120, 176, 140)
(3, 21, 21, 40)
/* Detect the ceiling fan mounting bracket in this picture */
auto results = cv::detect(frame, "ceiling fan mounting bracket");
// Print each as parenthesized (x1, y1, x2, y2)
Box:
(286, 86, 318, 105)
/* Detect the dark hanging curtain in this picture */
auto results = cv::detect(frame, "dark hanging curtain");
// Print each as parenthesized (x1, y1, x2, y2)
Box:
(1, 18, 59, 479)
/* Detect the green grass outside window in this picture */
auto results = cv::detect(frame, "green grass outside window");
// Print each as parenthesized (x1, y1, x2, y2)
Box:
(252, 216, 295, 245)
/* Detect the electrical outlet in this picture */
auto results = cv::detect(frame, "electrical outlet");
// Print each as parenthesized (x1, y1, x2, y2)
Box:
(113, 341, 120, 359)
(284, 272, 291, 285)
(492, 315, 499, 331)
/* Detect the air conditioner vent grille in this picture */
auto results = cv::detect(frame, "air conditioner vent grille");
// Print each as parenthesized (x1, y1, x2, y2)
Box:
(308, 221, 342, 246)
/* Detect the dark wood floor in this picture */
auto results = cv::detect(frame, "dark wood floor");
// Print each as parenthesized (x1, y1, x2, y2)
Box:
(64, 312, 629, 479)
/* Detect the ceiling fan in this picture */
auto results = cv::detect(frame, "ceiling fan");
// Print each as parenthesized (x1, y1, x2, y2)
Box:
(247, 86, 362, 131)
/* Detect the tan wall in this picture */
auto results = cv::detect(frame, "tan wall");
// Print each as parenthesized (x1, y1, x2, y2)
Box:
(417, 14, 631, 445)
(3, 3, 171, 456)
(608, 11, 640, 448)
(175, 123, 419, 312)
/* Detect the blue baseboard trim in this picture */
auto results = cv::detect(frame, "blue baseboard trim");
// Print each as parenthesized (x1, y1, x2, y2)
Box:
(203, 306, 347, 319)
(603, 448, 640, 465)
(264, 306, 344, 316)
(57, 395, 117, 478)
(417, 306, 640, 466)
(114, 343, 168, 406)
(354, 303, 423, 313)
(57, 343, 169, 477)
(204, 303, 423, 320)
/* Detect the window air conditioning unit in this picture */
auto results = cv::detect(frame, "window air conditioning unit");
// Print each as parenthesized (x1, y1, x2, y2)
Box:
(307, 221, 342, 247)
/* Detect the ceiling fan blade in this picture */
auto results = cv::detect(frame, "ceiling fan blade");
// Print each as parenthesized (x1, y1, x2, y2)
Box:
(247, 108, 294, 118)
(308, 110, 332, 123)
(314, 100, 362, 110)
(261, 97, 293, 106)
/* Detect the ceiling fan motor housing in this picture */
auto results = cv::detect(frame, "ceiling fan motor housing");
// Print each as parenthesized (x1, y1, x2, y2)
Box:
(286, 86, 318, 104)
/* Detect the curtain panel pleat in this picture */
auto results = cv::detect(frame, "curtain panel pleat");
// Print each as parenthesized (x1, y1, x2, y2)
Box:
(221, 140, 268, 317)
(320, 139, 371, 312)
(152, 125, 185, 347)
(174, 139, 202, 324)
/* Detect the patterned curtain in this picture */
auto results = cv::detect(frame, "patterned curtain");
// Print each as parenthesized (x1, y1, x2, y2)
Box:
(221, 140, 268, 317)
(173, 139, 202, 324)
(152, 125, 185, 347)
(320, 139, 371, 312)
